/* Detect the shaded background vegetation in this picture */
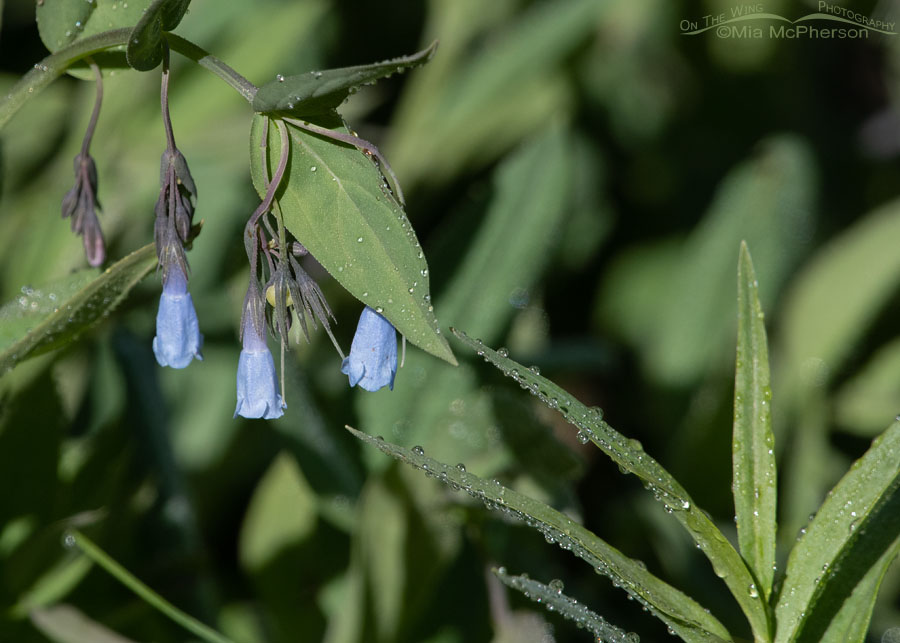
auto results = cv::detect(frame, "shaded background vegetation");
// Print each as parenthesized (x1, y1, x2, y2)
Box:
(2, 0, 900, 641)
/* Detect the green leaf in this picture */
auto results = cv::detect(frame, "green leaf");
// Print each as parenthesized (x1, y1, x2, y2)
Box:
(239, 452, 317, 574)
(650, 135, 814, 385)
(249, 116, 454, 364)
(356, 123, 573, 466)
(732, 242, 777, 601)
(388, 0, 606, 188)
(252, 42, 437, 116)
(451, 329, 770, 642)
(126, 0, 192, 71)
(493, 568, 638, 643)
(774, 421, 900, 643)
(0, 243, 156, 374)
(37, 0, 148, 52)
(439, 122, 572, 341)
(835, 337, 900, 436)
(346, 427, 732, 643)
(31, 604, 138, 643)
(819, 539, 900, 643)
(778, 197, 900, 403)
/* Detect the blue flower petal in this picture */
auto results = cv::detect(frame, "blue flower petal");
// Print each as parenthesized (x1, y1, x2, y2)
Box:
(234, 346, 285, 419)
(152, 269, 202, 369)
(341, 306, 397, 392)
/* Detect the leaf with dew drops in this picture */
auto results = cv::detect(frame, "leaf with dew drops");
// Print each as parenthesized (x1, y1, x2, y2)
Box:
(732, 242, 777, 601)
(0, 243, 157, 375)
(252, 42, 437, 117)
(450, 327, 770, 642)
(345, 426, 732, 643)
(249, 116, 455, 365)
(493, 568, 640, 643)
(774, 420, 900, 643)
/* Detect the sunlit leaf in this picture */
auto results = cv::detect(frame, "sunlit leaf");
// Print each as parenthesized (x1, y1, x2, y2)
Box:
(249, 116, 454, 364)
(252, 42, 437, 116)
(775, 421, 900, 643)
(732, 242, 777, 600)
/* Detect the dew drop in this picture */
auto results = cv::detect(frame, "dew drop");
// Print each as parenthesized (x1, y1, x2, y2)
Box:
(276, 73, 285, 82)
(497, 347, 509, 358)
(412, 445, 425, 456)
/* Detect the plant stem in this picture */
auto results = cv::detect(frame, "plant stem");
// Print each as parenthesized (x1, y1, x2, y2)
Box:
(0, 28, 130, 130)
(80, 60, 103, 158)
(66, 530, 235, 643)
(166, 33, 257, 102)
(0, 30, 258, 132)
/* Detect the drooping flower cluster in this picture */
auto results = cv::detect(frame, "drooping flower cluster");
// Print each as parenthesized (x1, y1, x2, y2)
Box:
(151, 46, 203, 370)
(63, 52, 404, 417)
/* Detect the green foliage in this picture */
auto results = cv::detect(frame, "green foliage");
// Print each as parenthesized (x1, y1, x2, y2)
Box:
(3, 1, 900, 642)
(732, 243, 777, 601)
(249, 116, 454, 364)
(0, 243, 156, 374)
(252, 41, 437, 117)
(127, 0, 194, 70)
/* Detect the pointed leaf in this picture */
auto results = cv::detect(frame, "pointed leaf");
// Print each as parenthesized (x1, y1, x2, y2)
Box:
(732, 243, 777, 600)
(493, 568, 638, 643)
(451, 328, 770, 642)
(249, 116, 454, 364)
(774, 421, 900, 643)
(0, 243, 156, 374)
(346, 427, 732, 643)
(819, 538, 900, 643)
(252, 42, 438, 117)
(127, 0, 193, 71)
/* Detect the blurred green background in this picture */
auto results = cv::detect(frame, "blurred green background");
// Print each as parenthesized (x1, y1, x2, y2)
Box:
(2, 0, 900, 641)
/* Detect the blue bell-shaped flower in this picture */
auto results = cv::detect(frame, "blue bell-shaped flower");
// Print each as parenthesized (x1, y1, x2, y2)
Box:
(234, 311, 285, 419)
(341, 306, 398, 392)
(152, 265, 202, 368)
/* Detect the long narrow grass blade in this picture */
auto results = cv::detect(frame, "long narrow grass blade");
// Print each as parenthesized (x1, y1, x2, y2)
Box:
(451, 328, 768, 641)
(493, 568, 639, 643)
(732, 242, 777, 600)
(347, 427, 732, 643)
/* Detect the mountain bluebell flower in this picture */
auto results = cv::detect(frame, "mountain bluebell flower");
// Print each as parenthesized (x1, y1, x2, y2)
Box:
(341, 306, 398, 392)
(234, 300, 285, 419)
(152, 265, 203, 369)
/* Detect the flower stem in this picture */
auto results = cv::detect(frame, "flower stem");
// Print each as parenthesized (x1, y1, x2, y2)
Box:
(0, 30, 258, 132)
(80, 59, 103, 158)
(66, 530, 235, 643)
(166, 33, 257, 102)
